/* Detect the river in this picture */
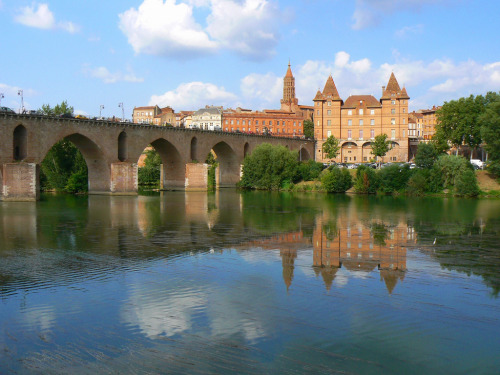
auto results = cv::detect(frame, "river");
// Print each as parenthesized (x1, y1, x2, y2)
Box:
(1, 191, 499, 374)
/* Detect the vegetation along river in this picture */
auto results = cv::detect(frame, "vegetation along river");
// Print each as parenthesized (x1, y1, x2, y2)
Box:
(1, 190, 499, 374)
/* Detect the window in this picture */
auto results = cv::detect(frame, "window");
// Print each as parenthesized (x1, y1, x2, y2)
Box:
(225, 120, 228, 124)
(403, 129, 406, 137)
(225, 127, 228, 131)
(370, 109, 375, 115)
(243, 120, 246, 125)
(348, 130, 352, 139)
(348, 119, 352, 126)
(294, 122, 296, 126)
(269, 121, 272, 126)
(327, 101, 331, 106)
(256, 120, 259, 125)
(371, 129, 375, 139)
(359, 119, 363, 126)
(391, 118, 396, 125)
(277, 121, 280, 125)
(317, 110, 319, 115)
(370, 119, 375, 125)
(391, 129, 396, 139)
(359, 109, 364, 115)
(327, 120, 331, 126)
(391, 100, 396, 105)
(236, 120, 239, 125)
(243, 127, 246, 131)
(391, 108, 396, 114)
(231, 120, 234, 125)
(403, 108, 406, 113)
(359, 130, 363, 139)
(276, 129, 279, 133)
(348, 110, 352, 115)
(327, 110, 331, 115)
(317, 120, 320, 126)
(327, 130, 332, 137)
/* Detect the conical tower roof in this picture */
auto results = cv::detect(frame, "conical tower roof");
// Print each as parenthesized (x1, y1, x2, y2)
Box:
(322, 75, 341, 100)
(313, 90, 324, 101)
(382, 72, 403, 99)
(285, 62, 293, 78)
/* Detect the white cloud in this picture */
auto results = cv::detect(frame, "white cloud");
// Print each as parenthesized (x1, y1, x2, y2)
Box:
(119, 0, 281, 60)
(206, 0, 280, 60)
(118, 0, 218, 58)
(150, 81, 238, 109)
(395, 24, 424, 38)
(240, 72, 282, 109)
(83, 65, 144, 84)
(352, 0, 447, 30)
(14, 3, 79, 33)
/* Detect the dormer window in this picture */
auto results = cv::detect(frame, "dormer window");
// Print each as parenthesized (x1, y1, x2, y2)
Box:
(360, 100, 363, 104)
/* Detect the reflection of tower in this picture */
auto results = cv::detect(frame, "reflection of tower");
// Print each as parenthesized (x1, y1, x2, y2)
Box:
(380, 269, 405, 295)
(280, 248, 297, 291)
(312, 217, 341, 291)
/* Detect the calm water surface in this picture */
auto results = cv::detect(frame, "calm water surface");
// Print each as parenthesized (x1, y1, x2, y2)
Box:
(1, 191, 499, 374)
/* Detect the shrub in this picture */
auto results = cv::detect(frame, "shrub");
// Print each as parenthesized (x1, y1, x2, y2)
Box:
(65, 170, 88, 193)
(414, 142, 438, 169)
(354, 164, 379, 193)
(321, 167, 353, 193)
(432, 154, 472, 189)
(239, 143, 299, 190)
(298, 160, 324, 181)
(406, 169, 428, 196)
(454, 169, 480, 197)
(378, 164, 412, 193)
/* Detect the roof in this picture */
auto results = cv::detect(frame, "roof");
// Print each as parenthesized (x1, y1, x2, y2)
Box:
(322, 75, 341, 100)
(381, 73, 410, 100)
(285, 62, 294, 78)
(134, 106, 158, 111)
(193, 107, 221, 115)
(343, 95, 381, 108)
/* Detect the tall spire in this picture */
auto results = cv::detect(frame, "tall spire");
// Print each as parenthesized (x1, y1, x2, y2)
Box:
(281, 61, 298, 110)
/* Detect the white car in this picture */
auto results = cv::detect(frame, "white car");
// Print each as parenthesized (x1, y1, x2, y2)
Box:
(470, 159, 484, 169)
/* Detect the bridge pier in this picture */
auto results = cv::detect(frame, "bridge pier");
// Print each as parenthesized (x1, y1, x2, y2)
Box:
(185, 163, 209, 191)
(1, 163, 40, 201)
(109, 162, 138, 195)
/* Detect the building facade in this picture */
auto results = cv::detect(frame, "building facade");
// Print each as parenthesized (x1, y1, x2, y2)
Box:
(132, 105, 161, 124)
(314, 73, 410, 163)
(190, 106, 223, 131)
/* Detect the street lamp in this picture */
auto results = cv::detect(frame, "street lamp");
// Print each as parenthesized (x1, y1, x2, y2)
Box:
(99, 105, 104, 118)
(118, 102, 124, 122)
(0, 93, 4, 106)
(18, 90, 24, 114)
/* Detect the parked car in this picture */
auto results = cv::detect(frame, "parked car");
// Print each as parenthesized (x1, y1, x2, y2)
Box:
(0, 106, 15, 114)
(75, 114, 88, 120)
(470, 159, 484, 169)
(59, 113, 73, 119)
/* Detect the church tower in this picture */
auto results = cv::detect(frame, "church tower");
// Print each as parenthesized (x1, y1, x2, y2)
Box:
(281, 62, 299, 111)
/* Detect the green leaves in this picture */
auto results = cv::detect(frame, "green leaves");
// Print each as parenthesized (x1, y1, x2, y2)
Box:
(322, 135, 340, 160)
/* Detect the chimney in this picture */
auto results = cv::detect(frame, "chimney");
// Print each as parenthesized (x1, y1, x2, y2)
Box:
(382, 86, 386, 95)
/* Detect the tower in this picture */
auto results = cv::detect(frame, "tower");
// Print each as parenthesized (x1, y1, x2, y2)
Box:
(280, 62, 299, 111)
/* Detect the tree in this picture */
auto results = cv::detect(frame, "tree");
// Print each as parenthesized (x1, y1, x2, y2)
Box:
(479, 96, 500, 176)
(303, 119, 314, 139)
(372, 134, 390, 167)
(39, 101, 87, 193)
(138, 148, 161, 187)
(321, 167, 352, 193)
(322, 135, 340, 161)
(414, 142, 438, 169)
(239, 143, 299, 190)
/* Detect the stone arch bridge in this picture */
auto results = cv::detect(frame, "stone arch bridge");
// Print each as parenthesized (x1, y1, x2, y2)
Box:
(0, 113, 314, 201)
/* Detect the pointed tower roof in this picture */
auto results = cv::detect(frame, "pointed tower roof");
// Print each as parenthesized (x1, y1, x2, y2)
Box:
(285, 61, 293, 78)
(399, 86, 410, 99)
(321, 267, 338, 292)
(322, 75, 341, 100)
(380, 269, 405, 295)
(382, 72, 403, 99)
(313, 90, 324, 101)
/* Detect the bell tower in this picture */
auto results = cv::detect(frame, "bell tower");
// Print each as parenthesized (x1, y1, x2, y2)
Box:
(281, 62, 299, 111)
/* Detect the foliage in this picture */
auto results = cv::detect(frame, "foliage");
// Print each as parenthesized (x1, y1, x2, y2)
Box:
(298, 160, 324, 181)
(303, 119, 314, 139)
(371, 134, 390, 166)
(239, 143, 299, 190)
(354, 164, 379, 193)
(322, 135, 340, 160)
(378, 164, 412, 193)
(479, 96, 500, 176)
(433, 154, 471, 190)
(414, 142, 438, 169)
(138, 148, 161, 186)
(454, 169, 480, 197)
(321, 167, 353, 193)
(206, 151, 218, 190)
(40, 100, 74, 116)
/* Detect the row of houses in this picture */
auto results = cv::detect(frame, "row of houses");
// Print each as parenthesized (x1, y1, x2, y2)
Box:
(132, 62, 441, 162)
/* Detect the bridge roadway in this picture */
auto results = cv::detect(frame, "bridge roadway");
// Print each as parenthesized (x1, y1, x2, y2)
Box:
(0, 112, 314, 201)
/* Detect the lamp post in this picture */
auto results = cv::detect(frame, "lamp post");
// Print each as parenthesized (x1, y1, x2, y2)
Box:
(99, 105, 104, 119)
(0, 93, 4, 106)
(18, 90, 24, 114)
(118, 102, 124, 122)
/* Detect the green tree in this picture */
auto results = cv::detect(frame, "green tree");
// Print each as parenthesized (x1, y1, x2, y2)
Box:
(414, 142, 438, 169)
(239, 143, 299, 190)
(354, 164, 379, 193)
(321, 167, 353, 193)
(322, 135, 340, 161)
(372, 134, 390, 167)
(39, 101, 87, 193)
(303, 119, 314, 139)
(138, 148, 161, 187)
(479, 96, 500, 176)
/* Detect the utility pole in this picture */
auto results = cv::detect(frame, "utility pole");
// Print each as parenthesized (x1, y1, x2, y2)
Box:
(118, 102, 124, 122)
(0, 93, 4, 106)
(18, 90, 24, 113)
(99, 104, 104, 119)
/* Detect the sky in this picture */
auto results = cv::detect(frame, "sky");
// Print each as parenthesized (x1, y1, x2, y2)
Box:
(1, 0, 499, 118)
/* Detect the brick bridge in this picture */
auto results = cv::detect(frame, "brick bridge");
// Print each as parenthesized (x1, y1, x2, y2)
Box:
(0, 113, 314, 201)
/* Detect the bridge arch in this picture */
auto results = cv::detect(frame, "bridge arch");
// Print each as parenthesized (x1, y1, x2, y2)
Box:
(244, 142, 250, 158)
(299, 146, 310, 161)
(150, 138, 185, 189)
(211, 141, 240, 187)
(118, 131, 128, 162)
(13, 125, 27, 161)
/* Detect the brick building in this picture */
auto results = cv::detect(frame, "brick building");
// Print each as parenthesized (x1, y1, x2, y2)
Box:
(313, 73, 410, 163)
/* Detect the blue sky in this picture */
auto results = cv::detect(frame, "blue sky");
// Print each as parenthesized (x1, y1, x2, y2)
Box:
(1, 0, 499, 118)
